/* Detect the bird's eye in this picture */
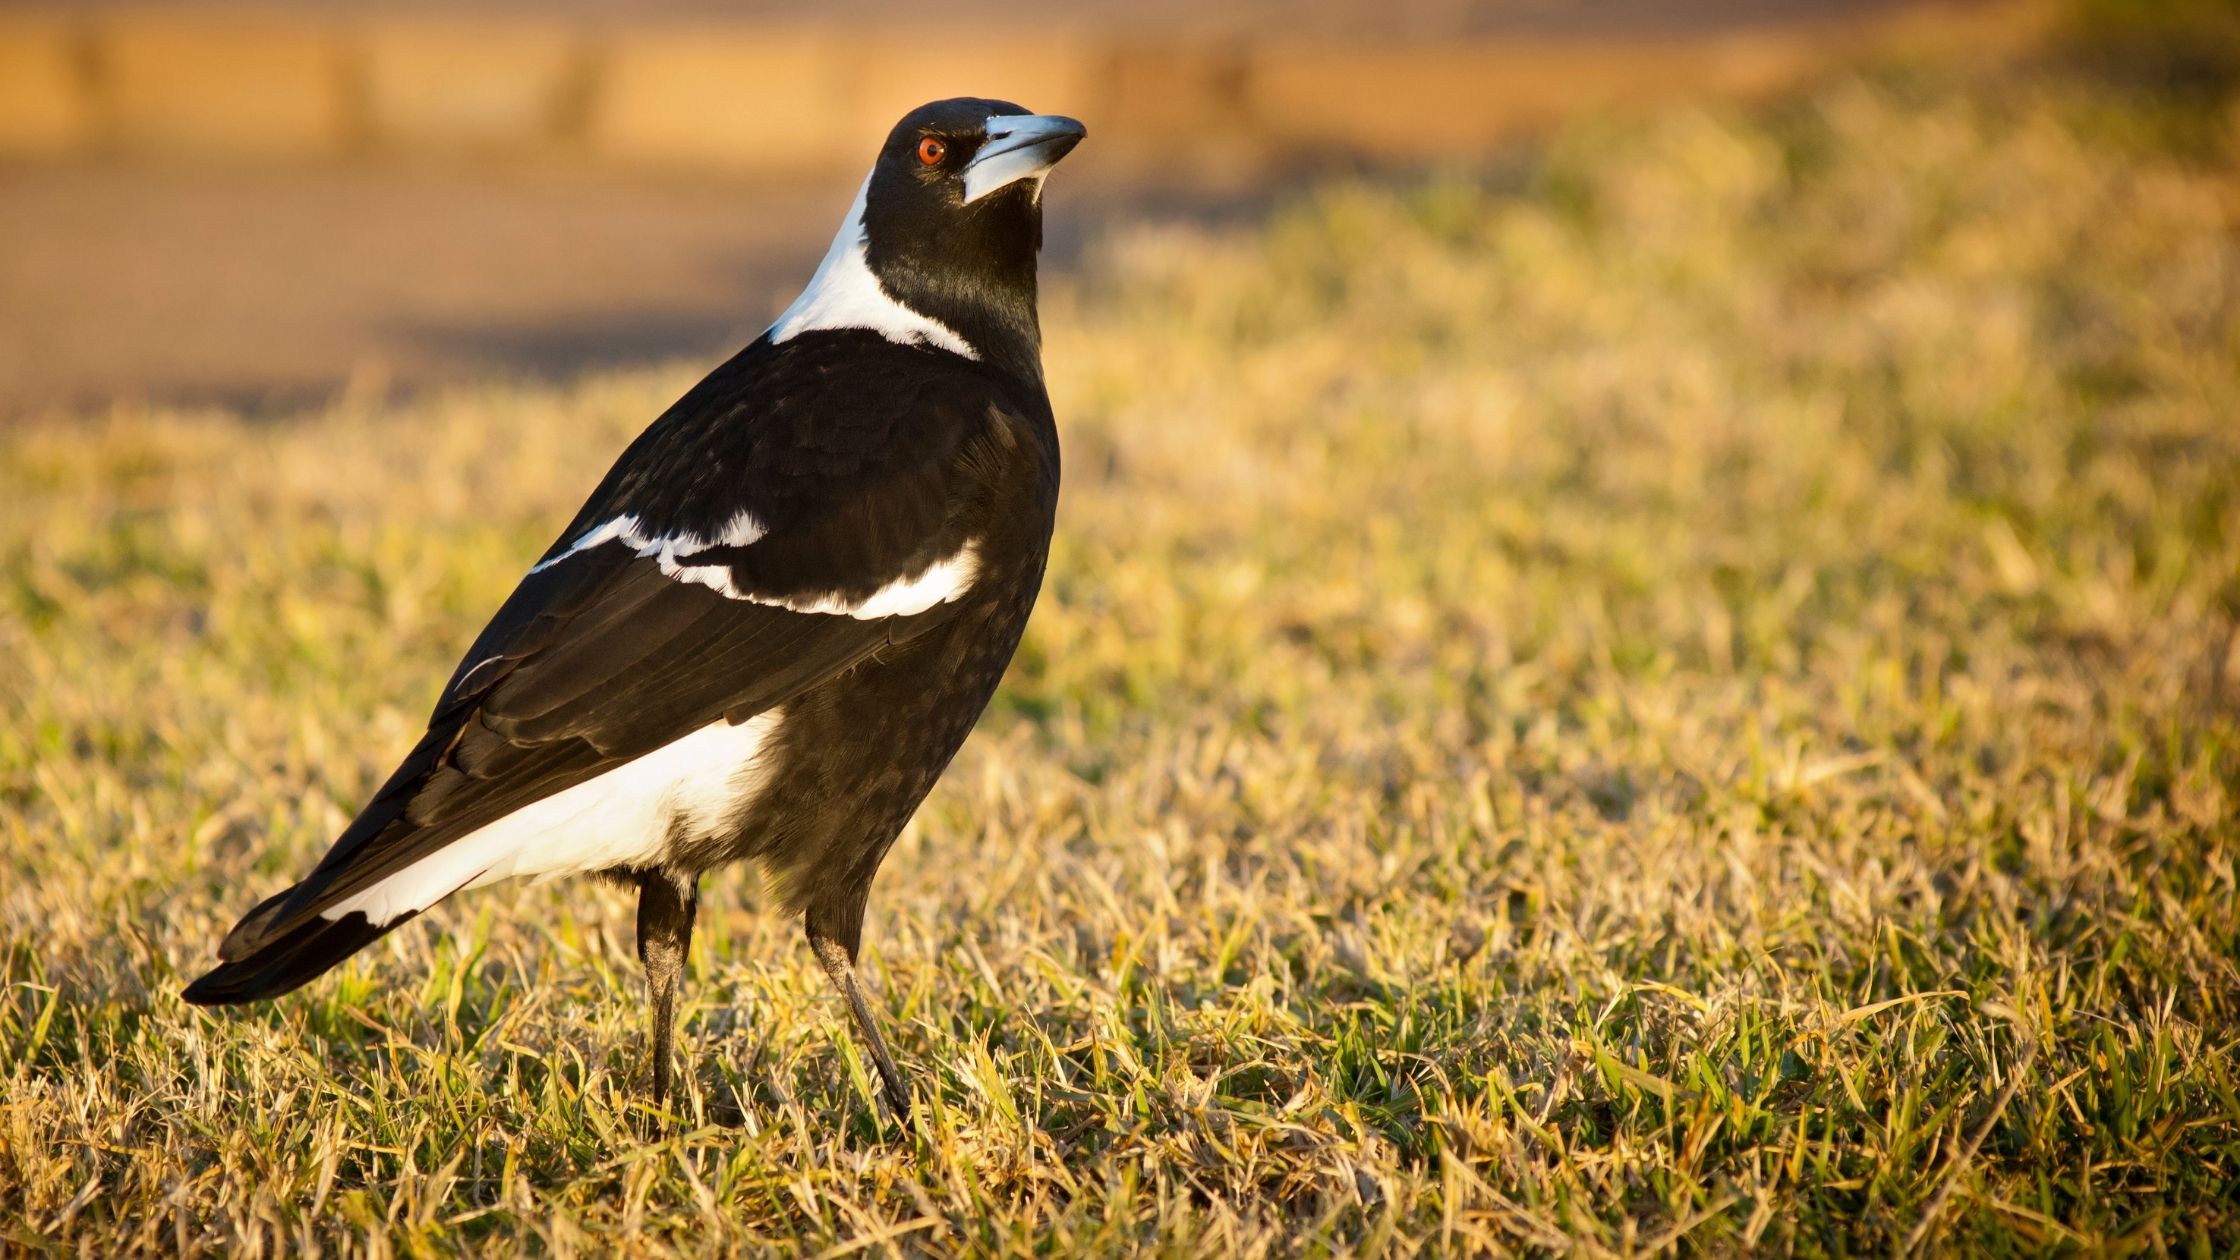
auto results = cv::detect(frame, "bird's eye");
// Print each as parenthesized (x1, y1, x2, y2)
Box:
(917, 137, 947, 166)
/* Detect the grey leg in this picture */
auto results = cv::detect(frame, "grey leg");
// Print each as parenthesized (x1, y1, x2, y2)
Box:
(805, 920, 912, 1124)
(636, 871, 698, 1110)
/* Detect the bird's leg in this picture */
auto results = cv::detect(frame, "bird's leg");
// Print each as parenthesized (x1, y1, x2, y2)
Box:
(806, 918, 911, 1124)
(636, 870, 698, 1111)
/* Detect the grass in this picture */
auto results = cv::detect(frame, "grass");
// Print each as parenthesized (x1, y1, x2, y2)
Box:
(4, 29, 2240, 1257)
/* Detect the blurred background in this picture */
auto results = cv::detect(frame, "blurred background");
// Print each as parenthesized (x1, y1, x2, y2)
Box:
(6, 1, 2240, 1251)
(2, 0, 2055, 419)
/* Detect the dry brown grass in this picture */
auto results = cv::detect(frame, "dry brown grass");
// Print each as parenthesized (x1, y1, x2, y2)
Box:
(3, 36, 2238, 1256)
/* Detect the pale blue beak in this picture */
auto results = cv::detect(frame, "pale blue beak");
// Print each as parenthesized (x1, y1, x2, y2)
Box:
(962, 114, 1087, 204)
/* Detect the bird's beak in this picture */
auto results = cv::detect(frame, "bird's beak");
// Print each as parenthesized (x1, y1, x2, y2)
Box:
(962, 114, 1087, 204)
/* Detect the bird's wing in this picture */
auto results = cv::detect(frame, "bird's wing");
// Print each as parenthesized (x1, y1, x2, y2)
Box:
(221, 342, 1024, 958)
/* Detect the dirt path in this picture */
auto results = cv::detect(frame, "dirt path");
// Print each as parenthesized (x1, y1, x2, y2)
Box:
(1, 162, 861, 416)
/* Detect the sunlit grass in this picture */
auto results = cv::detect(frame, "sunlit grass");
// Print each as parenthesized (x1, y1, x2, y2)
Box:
(4, 43, 2238, 1255)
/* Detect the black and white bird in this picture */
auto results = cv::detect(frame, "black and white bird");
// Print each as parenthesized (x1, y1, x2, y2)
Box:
(184, 99, 1086, 1122)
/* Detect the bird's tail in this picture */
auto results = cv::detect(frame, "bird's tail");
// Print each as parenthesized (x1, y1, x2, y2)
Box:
(181, 885, 418, 1006)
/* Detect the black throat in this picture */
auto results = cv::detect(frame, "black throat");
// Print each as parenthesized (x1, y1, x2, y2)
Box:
(862, 173, 1047, 388)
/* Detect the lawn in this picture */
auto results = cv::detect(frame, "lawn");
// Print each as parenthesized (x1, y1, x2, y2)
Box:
(3, 19, 2238, 1256)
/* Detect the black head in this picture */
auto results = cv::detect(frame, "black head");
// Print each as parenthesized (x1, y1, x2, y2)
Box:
(860, 98, 1086, 383)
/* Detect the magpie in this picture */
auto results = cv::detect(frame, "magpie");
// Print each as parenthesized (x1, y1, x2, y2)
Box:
(183, 99, 1086, 1123)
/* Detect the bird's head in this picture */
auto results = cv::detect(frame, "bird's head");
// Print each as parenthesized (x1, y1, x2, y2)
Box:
(770, 98, 1087, 384)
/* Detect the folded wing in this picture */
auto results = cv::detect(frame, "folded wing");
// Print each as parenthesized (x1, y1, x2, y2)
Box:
(212, 342, 1017, 963)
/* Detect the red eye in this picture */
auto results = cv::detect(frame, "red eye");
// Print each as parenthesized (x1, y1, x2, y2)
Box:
(916, 136, 947, 166)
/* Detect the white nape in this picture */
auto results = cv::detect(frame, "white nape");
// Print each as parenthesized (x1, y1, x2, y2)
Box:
(320, 710, 785, 927)
(536, 514, 981, 620)
(765, 177, 977, 359)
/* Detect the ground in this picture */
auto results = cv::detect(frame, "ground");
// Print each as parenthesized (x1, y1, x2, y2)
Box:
(2, 13, 2238, 1256)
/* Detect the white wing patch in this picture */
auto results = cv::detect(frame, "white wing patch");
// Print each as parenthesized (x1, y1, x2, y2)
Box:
(535, 514, 981, 619)
(532, 510, 763, 578)
(766, 177, 977, 359)
(320, 711, 785, 927)
(756, 542, 981, 618)
(530, 510, 761, 602)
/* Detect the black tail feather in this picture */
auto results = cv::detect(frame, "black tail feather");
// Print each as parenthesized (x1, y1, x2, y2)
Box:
(183, 903, 418, 1006)
(215, 884, 296, 962)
